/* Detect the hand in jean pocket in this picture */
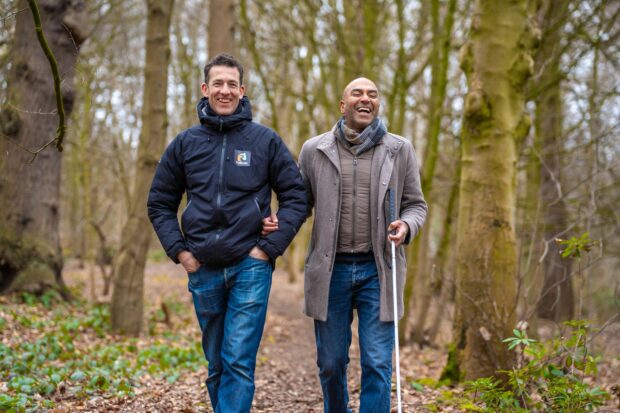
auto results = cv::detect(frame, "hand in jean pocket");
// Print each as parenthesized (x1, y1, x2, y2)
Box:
(178, 250, 201, 273)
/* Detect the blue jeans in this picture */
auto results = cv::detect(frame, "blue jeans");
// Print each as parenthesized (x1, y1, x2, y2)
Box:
(188, 255, 272, 413)
(314, 258, 394, 413)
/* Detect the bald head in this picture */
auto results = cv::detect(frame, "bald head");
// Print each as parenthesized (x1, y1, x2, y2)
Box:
(342, 77, 379, 100)
(340, 77, 380, 132)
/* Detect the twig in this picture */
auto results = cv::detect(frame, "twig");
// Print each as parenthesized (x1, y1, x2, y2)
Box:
(5, 102, 58, 116)
(524, 252, 609, 322)
(530, 144, 563, 207)
(587, 311, 620, 344)
(1, 132, 57, 163)
(1, 7, 28, 25)
(61, 22, 79, 57)
(27, 0, 66, 152)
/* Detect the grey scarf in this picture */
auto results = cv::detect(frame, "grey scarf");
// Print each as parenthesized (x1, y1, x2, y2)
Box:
(336, 117, 386, 156)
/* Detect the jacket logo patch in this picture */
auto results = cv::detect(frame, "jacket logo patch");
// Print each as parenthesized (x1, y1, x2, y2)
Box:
(235, 150, 251, 166)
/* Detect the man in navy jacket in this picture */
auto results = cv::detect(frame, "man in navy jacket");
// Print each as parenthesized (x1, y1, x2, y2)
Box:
(147, 54, 306, 413)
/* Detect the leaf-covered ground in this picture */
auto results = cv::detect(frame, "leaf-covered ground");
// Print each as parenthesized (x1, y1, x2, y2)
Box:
(1, 260, 619, 412)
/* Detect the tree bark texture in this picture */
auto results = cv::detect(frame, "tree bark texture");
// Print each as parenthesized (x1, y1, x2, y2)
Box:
(0, 0, 88, 294)
(209, 0, 236, 57)
(110, 0, 174, 335)
(534, 0, 574, 321)
(451, 0, 537, 380)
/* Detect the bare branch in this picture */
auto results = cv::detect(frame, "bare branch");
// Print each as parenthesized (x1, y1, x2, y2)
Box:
(1, 7, 28, 25)
(530, 144, 564, 206)
(5, 102, 58, 116)
(1, 132, 58, 163)
(27, 0, 66, 152)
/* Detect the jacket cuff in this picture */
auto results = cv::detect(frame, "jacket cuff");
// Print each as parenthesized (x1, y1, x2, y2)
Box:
(401, 219, 415, 245)
(167, 242, 187, 264)
(257, 238, 278, 261)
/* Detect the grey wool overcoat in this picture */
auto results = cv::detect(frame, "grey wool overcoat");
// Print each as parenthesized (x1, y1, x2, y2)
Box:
(298, 127, 428, 322)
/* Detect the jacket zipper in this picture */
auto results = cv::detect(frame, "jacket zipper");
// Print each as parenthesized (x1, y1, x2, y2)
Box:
(215, 134, 227, 241)
(351, 156, 357, 252)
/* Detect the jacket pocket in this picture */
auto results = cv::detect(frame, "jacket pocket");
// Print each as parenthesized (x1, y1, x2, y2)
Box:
(253, 197, 263, 220)
(181, 199, 195, 233)
(252, 197, 265, 234)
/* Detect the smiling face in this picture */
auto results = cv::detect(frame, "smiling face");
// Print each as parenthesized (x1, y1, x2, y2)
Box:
(201, 65, 245, 116)
(339, 78, 380, 132)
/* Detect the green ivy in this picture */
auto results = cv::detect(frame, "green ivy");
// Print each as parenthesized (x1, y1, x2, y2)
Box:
(0, 296, 203, 412)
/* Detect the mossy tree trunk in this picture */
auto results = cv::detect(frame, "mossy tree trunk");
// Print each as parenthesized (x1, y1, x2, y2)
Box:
(533, 0, 574, 322)
(0, 0, 88, 295)
(449, 0, 537, 380)
(110, 0, 174, 335)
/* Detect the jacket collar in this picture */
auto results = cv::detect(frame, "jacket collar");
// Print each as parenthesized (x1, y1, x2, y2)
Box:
(382, 133, 404, 158)
(196, 96, 253, 132)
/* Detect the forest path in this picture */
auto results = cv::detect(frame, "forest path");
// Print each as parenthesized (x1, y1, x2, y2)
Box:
(96, 260, 447, 412)
(59, 260, 620, 412)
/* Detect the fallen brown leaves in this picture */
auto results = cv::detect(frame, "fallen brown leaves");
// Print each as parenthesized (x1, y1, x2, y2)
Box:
(3, 260, 618, 412)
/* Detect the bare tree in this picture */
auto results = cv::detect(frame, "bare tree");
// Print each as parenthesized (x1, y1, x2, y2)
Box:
(406, 0, 458, 345)
(447, 0, 538, 381)
(110, 0, 174, 335)
(533, 0, 575, 322)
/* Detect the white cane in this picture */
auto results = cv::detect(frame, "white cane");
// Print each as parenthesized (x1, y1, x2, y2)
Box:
(388, 189, 403, 413)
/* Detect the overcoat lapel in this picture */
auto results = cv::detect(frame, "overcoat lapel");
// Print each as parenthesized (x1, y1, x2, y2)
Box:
(317, 132, 341, 175)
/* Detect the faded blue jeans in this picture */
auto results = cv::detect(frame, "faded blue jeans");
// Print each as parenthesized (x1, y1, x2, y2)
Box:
(188, 255, 272, 413)
(314, 257, 394, 413)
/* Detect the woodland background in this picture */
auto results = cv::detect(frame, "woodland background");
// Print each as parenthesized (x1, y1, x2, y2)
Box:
(0, 0, 619, 411)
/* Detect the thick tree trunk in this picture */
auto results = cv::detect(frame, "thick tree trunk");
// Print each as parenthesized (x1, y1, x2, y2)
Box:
(535, 0, 574, 321)
(449, 0, 537, 381)
(110, 0, 174, 335)
(0, 0, 87, 294)
(209, 0, 236, 57)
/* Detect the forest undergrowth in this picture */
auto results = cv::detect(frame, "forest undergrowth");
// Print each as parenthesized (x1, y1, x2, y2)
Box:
(0, 260, 618, 412)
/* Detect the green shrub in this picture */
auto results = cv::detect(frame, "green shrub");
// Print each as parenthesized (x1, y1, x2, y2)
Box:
(464, 321, 609, 412)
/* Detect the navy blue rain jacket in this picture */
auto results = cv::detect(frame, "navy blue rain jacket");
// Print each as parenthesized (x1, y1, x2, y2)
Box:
(147, 96, 307, 268)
